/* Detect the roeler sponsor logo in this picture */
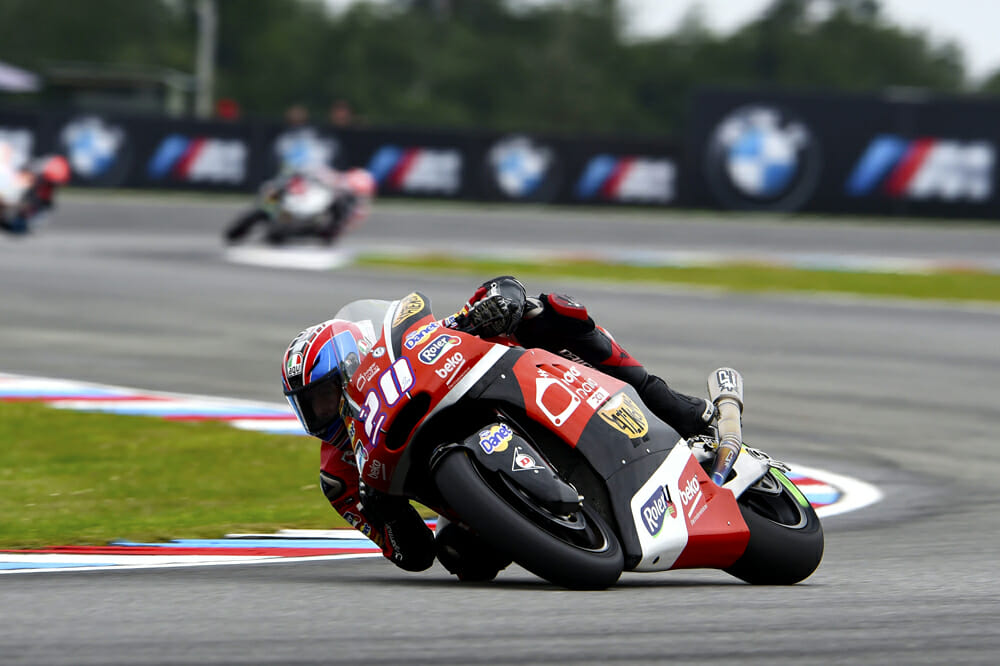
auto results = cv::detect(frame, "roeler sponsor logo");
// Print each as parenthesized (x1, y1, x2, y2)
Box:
(478, 423, 513, 454)
(404, 322, 439, 349)
(418, 334, 460, 364)
(640, 485, 677, 537)
(434, 352, 465, 382)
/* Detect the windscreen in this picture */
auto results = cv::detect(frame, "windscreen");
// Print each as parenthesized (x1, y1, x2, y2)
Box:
(334, 299, 393, 342)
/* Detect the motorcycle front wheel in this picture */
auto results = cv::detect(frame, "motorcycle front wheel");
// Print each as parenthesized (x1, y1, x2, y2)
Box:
(433, 448, 624, 590)
(725, 467, 824, 584)
(224, 210, 268, 243)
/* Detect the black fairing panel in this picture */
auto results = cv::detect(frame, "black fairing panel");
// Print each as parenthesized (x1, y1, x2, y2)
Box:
(471, 371, 679, 566)
(571, 385, 678, 568)
(448, 424, 582, 514)
(465, 349, 527, 407)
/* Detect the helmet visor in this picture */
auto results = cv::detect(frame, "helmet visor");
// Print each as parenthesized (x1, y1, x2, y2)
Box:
(287, 374, 344, 438)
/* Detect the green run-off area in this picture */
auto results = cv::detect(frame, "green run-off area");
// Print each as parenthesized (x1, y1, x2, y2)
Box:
(0, 401, 351, 549)
(357, 254, 1000, 303)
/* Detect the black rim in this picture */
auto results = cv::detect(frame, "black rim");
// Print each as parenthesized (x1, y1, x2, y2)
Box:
(740, 472, 809, 529)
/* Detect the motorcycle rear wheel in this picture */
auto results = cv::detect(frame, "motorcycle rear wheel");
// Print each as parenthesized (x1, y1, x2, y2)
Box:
(725, 468, 824, 584)
(433, 448, 624, 590)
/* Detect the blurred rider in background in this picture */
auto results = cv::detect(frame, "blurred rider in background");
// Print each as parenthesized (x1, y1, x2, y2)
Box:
(223, 162, 375, 245)
(281, 276, 717, 581)
(225, 116, 373, 245)
(0, 145, 70, 235)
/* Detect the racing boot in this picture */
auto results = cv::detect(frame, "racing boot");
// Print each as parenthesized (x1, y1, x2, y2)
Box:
(514, 292, 715, 439)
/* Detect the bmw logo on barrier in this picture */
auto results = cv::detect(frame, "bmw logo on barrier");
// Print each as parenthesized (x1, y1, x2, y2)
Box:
(704, 105, 821, 211)
(58, 115, 131, 186)
(483, 134, 562, 202)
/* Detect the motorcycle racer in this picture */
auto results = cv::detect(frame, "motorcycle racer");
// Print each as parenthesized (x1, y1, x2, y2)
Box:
(0, 151, 70, 235)
(224, 163, 374, 245)
(281, 276, 717, 580)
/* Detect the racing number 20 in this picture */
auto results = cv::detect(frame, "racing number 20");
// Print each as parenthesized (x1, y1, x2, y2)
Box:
(359, 358, 415, 442)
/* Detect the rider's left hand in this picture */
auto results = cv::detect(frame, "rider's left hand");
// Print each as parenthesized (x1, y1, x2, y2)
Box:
(452, 278, 526, 337)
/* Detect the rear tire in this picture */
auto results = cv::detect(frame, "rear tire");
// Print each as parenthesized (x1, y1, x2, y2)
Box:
(725, 468, 824, 584)
(433, 448, 623, 590)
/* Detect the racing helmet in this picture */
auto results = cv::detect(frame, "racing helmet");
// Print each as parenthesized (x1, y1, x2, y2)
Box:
(281, 319, 366, 441)
(40, 155, 71, 184)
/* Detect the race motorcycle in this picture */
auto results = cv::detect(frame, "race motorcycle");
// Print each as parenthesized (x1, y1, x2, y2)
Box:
(0, 153, 71, 235)
(337, 293, 823, 590)
(224, 167, 374, 246)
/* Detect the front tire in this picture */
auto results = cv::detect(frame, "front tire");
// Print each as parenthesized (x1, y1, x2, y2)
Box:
(433, 449, 623, 590)
(224, 210, 267, 243)
(725, 468, 824, 584)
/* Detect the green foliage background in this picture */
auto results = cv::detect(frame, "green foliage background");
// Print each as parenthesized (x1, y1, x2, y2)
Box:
(0, 0, 991, 135)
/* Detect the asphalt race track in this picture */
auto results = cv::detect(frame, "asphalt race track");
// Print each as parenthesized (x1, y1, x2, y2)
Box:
(2, 193, 1000, 665)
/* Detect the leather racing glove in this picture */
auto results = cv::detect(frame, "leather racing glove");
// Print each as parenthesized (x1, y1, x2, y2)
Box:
(452, 276, 526, 338)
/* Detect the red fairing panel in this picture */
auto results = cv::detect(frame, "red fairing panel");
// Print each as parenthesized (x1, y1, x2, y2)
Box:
(513, 349, 630, 447)
(670, 457, 750, 570)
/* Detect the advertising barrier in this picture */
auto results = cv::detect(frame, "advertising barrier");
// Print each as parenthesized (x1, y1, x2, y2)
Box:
(7, 91, 1000, 219)
(0, 108, 679, 207)
(686, 88, 1000, 218)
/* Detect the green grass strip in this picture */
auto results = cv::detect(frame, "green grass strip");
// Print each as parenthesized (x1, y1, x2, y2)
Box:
(356, 253, 998, 303)
(0, 401, 351, 548)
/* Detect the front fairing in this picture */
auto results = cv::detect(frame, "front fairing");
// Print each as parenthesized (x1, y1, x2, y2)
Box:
(343, 292, 512, 494)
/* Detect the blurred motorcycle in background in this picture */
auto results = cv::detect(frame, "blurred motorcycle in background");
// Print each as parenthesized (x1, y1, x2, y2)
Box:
(224, 166, 375, 246)
(0, 145, 71, 236)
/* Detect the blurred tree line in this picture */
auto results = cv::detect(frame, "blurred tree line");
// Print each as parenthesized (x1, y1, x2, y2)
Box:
(2, 0, 998, 136)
